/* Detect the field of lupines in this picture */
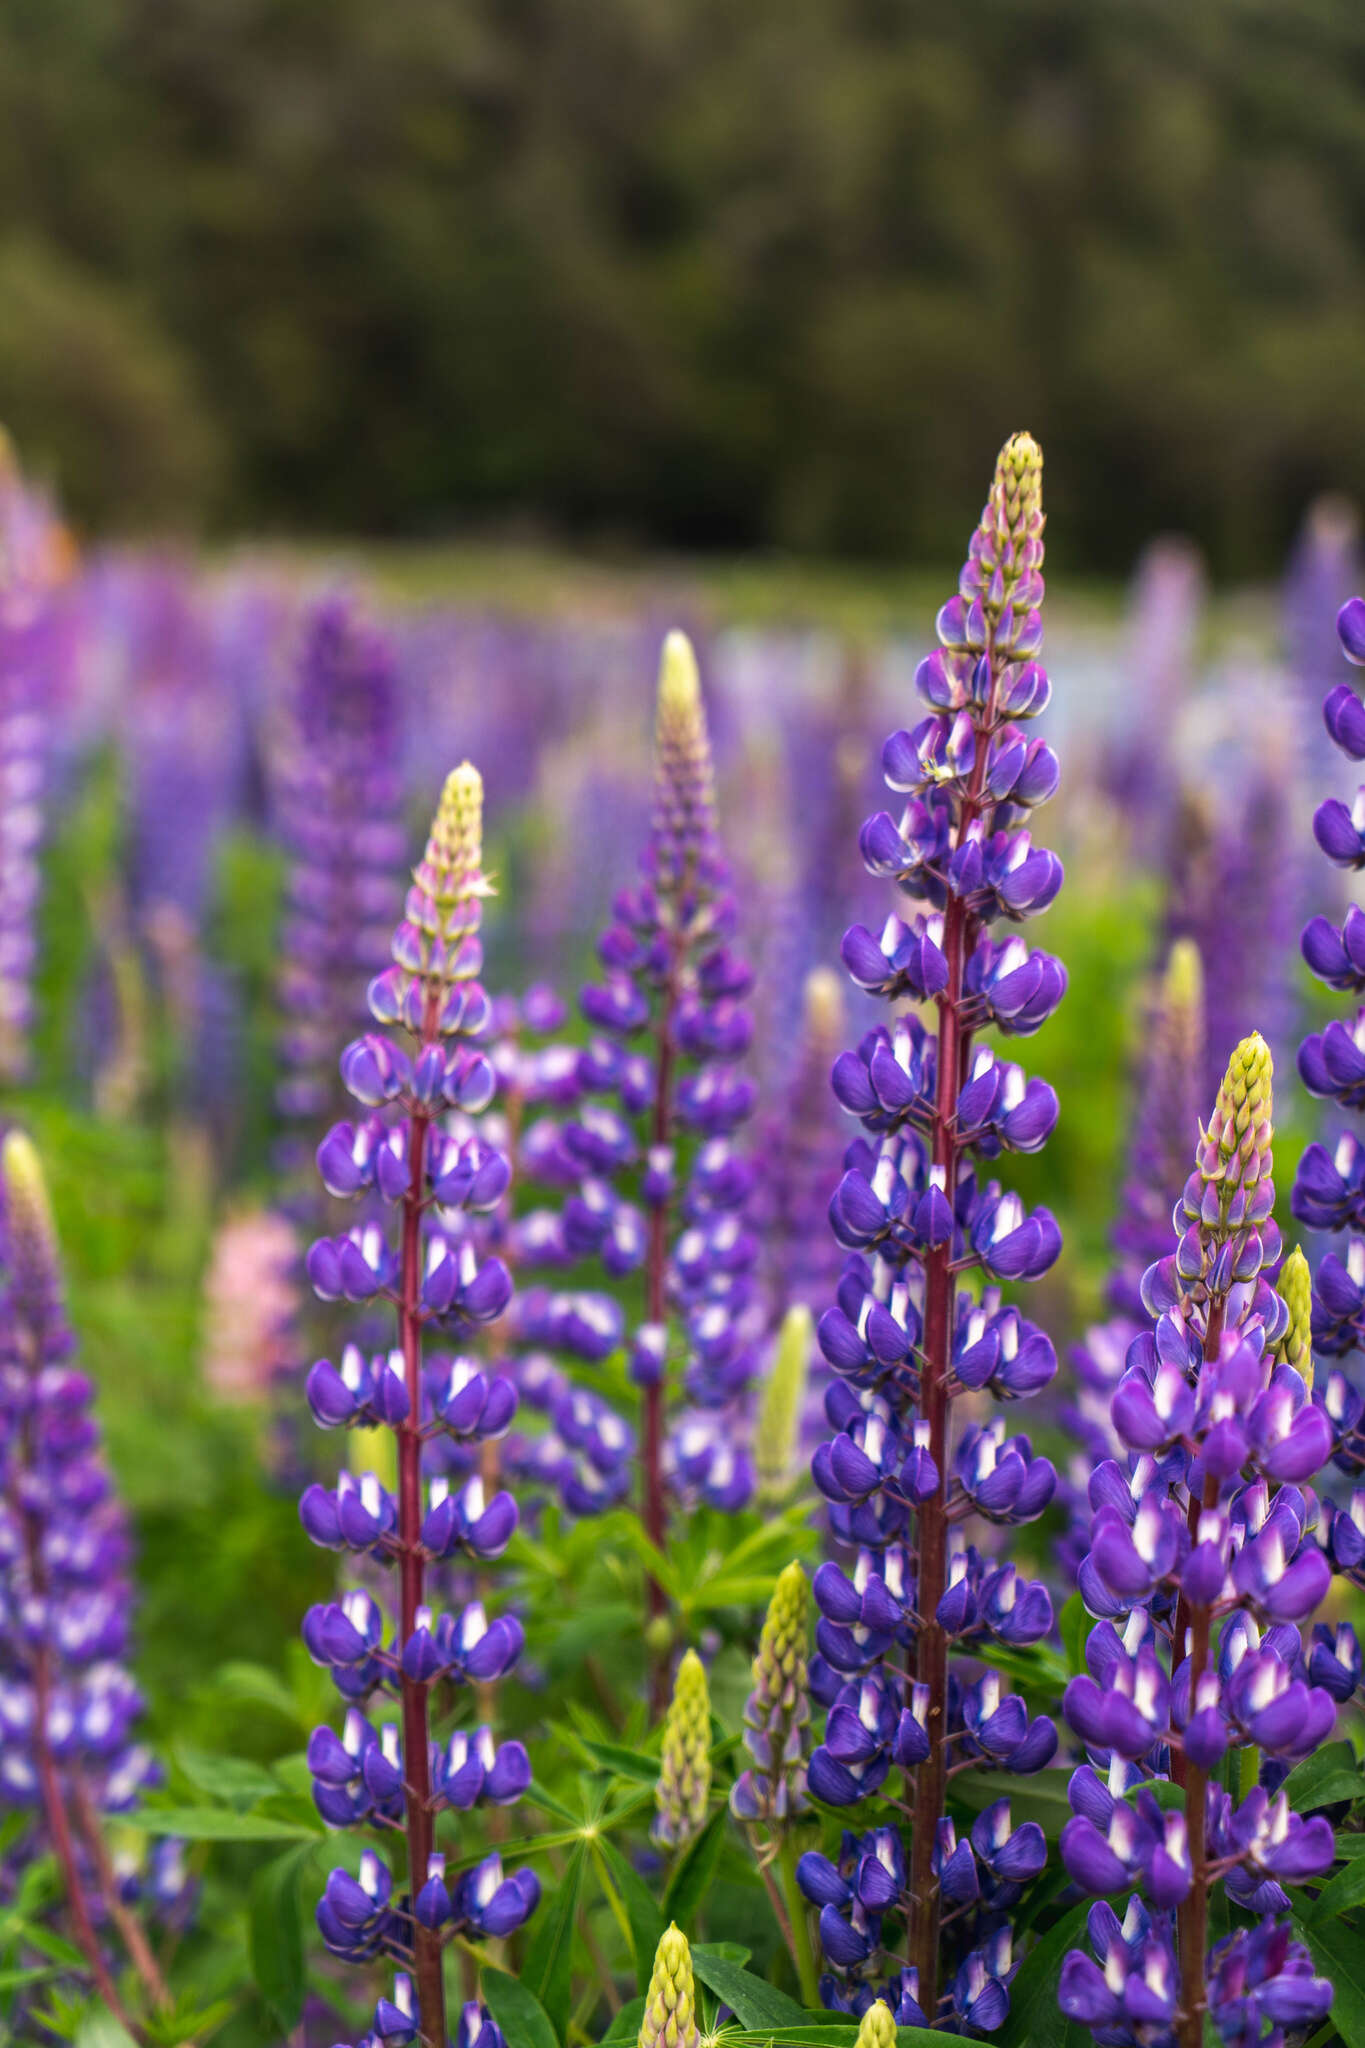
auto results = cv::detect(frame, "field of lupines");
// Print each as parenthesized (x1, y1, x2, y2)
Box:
(4, 425, 1365, 2048)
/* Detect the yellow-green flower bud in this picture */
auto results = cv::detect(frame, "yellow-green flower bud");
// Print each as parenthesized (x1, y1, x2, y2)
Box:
(756, 1304, 812, 1503)
(653, 1648, 711, 1849)
(1276, 1244, 1314, 1389)
(638, 1922, 699, 2048)
(854, 2000, 897, 2048)
(730, 1560, 809, 1826)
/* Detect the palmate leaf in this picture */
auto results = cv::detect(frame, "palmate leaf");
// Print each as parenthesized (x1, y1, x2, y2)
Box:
(950, 1768, 1075, 1836)
(996, 1898, 1093, 2048)
(662, 1805, 729, 1927)
(691, 1946, 807, 2026)
(248, 1840, 315, 2030)
(482, 1966, 561, 2048)
(523, 1837, 587, 2043)
(1295, 1914, 1365, 2048)
(1059, 1591, 1089, 1678)
(1283, 1740, 1364, 1813)
(594, 1835, 665, 1994)
(119, 1803, 320, 1841)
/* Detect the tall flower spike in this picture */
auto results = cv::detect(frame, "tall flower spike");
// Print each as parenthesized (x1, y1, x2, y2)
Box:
(274, 591, 403, 1162)
(638, 1924, 699, 2048)
(654, 1650, 712, 1849)
(731, 1561, 810, 1826)
(0, 1133, 190, 2021)
(302, 760, 532, 2048)
(807, 433, 1063, 2026)
(1063, 1032, 1338, 2048)
(574, 630, 759, 1690)
(1061, 940, 1206, 1564)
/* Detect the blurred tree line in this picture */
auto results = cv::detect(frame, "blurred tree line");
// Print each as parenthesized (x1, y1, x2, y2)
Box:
(2, 0, 1364, 568)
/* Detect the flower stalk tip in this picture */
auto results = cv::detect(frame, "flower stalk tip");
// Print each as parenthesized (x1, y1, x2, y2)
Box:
(654, 1649, 712, 1849)
(854, 2001, 898, 2048)
(638, 1923, 699, 2048)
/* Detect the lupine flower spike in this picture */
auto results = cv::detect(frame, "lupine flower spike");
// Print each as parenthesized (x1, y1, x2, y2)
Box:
(576, 630, 759, 1683)
(733, 1562, 817, 2002)
(638, 1923, 699, 2048)
(1061, 1034, 1337, 2048)
(654, 1648, 712, 1850)
(804, 432, 1064, 2026)
(0, 1133, 188, 2022)
(301, 762, 530, 2048)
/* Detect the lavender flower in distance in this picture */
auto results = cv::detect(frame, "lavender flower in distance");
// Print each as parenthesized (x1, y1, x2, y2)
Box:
(0, 1132, 188, 2021)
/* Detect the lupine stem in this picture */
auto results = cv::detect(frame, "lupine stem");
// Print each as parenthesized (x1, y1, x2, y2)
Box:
(909, 620, 1002, 2013)
(779, 1835, 821, 2009)
(398, 995, 445, 2044)
(644, 942, 681, 1713)
(1175, 1301, 1226, 2048)
(71, 1777, 177, 2017)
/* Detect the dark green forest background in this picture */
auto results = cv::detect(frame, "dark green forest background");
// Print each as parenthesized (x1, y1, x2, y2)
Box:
(4, 0, 1365, 570)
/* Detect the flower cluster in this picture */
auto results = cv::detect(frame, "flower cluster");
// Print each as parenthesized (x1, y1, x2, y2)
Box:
(0, 441, 72, 1084)
(804, 433, 1064, 2026)
(275, 593, 406, 1166)
(0, 1131, 191, 2010)
(453, 984, 638, 1521)
(1059, 940, 1206, 1572)
(1061, 1034, 1341, 2048)
(1295, 594, 1365, 1498)
(301, 763, 531, 2048)
(573, 631, 761, 1558)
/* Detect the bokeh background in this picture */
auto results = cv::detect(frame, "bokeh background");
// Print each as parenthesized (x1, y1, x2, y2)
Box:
(1, 4, 1362, 2036)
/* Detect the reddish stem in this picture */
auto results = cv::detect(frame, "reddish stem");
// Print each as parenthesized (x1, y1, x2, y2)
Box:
(72, 1776, 175, 2015)
(643, 945, 681, 1715)
(397, 1000, 446, 2044)
(1175, 1298, 1226, 2048)
(907, 646, 1000, 2015)
(10, 1304, 136, 2031)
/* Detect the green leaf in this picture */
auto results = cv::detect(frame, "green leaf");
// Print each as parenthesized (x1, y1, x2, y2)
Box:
(119, 1804, 320, 1841)
(595, 1834, 665, 1993)
(996, 1899, 1093, 2048)
(210, 1660, 305, 1725)
(1296, 1914, 1365, 2048)
(951, 1768, 1075, 1837)
(248, 1841, 314, 2029)
(691, 1945, 807, 2026)
(1060, 1592, 1089, 1678)
(598, 1994, 647, 2043)
(563, 1730, 659, 1786)
(662, 1804, 728, 1928)
(1304, 1851, 1365, 1923)
(174, 1742, 281, 1810)
(482, 1966, 561, 2048)
(74, 2013, 140, 2048)
(523, 1838, 586, 2042)
(1283, 1740, 1361, 1813)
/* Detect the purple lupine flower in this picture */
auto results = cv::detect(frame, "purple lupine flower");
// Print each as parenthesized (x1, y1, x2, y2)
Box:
(806, 435, 1064, 2026)
(0, 1132, 193, 2017)
(572, 631, 760, 1676)
(300, 765, 534, 2048)
(1290, 593, 1365, 1485)
(0, 447, 74, 1083)
(274, 593, 405, 1164)
(435, 984, 635, 1524)
(1062, 1038, 1341, 2048)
